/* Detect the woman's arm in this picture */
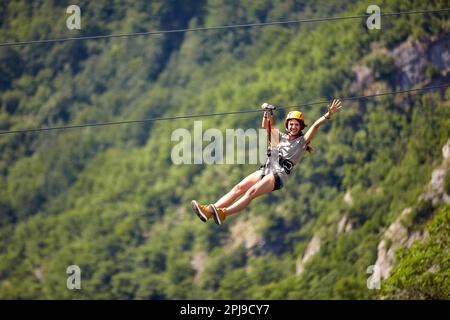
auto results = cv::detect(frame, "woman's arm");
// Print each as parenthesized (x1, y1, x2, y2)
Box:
(304, 99, 341, 143)
(261, 110, 274, 129)
(262, 110, 280, 147)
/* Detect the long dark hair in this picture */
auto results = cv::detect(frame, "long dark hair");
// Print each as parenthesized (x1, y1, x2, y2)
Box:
(296, 120, 313, 154)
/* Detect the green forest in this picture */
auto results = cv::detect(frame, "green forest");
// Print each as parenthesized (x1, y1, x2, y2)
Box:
(0, 0, 449, 299)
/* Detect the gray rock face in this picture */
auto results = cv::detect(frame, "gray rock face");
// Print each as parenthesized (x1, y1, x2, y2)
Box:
(375, 208, 412, 280)
(393, 36, 449, 89)
(296, 234, 320, 276)
(392, 41, 428, 89)
(420, 139, 450, 205)
(350, 36, 450, 91)
(373, 139, 450, 281)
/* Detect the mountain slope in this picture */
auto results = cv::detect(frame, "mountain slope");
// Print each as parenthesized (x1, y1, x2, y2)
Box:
(0, 0, 449, 299)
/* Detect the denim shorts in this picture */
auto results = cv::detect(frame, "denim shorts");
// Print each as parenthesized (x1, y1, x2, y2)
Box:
(260, 172, 283, 191)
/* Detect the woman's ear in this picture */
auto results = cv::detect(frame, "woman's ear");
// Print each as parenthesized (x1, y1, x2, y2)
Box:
(300, 121, 306, 130)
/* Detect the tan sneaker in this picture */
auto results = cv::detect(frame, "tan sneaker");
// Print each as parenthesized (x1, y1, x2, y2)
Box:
(191, 200, 212, 222)
(210, 204, 227, 225)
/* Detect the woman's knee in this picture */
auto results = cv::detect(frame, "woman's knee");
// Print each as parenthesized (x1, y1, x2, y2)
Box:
(232, 183, 246, 197)
(244, 187, 258, 199)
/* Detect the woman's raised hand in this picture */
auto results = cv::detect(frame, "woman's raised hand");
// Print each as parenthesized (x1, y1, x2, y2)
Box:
(328, 99, 342, 116)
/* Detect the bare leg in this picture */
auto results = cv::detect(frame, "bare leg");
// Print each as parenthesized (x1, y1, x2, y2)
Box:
(226, 174, 275, 215)
(214, 170, 263, 208)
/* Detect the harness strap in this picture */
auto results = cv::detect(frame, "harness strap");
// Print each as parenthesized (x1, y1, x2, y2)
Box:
(279, 157, 294, 174)
(267, 112, 272, 158)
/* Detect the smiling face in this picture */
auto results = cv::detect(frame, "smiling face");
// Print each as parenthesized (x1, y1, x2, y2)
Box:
(287, 119, 301, 136)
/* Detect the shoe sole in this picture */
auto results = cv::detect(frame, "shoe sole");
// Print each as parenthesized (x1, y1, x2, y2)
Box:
(191, 200, 207, 223)
(210, 204, 222, 225)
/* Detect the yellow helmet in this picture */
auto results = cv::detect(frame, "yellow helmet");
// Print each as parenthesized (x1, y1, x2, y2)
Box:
(285, 111, 306, 129)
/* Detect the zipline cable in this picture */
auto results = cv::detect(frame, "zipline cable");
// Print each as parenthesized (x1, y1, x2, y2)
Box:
(1, 83, 448, 136)
(0, 8, 448, 47)
(285, 83, 450, 109)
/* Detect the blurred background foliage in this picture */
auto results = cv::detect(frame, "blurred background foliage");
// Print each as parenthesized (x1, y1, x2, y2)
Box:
(0, 0, 449, 299)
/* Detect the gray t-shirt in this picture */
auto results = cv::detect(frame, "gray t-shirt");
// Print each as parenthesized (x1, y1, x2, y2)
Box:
(262, 131, 307, 183)
(277, 132, 307, 166)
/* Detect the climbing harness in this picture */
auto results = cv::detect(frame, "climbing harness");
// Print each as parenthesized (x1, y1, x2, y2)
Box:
(279, 156, 294, 174)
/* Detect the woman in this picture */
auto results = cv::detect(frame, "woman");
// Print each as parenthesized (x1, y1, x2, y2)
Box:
(191, 99, 342, 225)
